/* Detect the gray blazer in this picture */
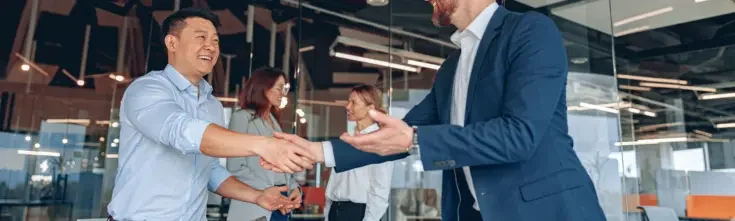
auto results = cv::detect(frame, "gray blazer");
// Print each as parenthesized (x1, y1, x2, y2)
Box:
(226, 109, 300, 221)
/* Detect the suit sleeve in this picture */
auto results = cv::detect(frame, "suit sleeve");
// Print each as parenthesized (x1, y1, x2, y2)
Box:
(417, 13, 569, 171)
(330, 81, 442, 172)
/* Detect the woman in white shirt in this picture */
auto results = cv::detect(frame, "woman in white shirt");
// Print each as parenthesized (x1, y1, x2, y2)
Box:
(324, 84, 394, 221)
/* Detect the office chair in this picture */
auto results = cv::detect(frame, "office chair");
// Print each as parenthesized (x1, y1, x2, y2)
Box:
(638, 206, 679, 221)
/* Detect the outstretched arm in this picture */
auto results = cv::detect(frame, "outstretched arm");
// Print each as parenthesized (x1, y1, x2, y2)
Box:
(340, 13, 568, 171)
(122, 79, 314, 172)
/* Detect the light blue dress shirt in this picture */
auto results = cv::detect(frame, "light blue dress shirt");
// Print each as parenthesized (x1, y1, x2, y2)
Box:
(108, 65, 231, 221)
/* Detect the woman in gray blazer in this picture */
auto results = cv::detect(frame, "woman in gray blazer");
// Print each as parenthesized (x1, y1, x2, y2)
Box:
(227, 67, 301, 221)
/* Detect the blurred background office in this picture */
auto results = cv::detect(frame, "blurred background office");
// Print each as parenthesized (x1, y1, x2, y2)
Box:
(1, 0, 735, 221)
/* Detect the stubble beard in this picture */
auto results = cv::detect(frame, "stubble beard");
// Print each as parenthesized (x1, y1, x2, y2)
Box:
(431, 0, 457, 27)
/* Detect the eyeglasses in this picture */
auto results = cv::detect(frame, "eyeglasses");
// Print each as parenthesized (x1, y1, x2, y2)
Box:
(273, 84, 290, 95)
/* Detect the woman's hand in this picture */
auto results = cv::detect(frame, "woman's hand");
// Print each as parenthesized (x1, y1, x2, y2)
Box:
(279, 188, 303, 214)
(255, 186, 296, 211)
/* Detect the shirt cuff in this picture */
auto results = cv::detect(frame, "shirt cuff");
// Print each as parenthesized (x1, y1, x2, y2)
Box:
(208, 163, 231, 192)
(183, 120, 211, 154)
(322, 141, 336, 168)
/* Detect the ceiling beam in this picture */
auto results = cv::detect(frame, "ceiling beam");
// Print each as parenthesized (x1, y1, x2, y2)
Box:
(630, 35, 735, 60)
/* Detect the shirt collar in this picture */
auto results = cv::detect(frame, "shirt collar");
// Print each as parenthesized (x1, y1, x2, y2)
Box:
(350, 123, 380, 135)
(163, 64, 213, 96)
(450, 2, 500, 47)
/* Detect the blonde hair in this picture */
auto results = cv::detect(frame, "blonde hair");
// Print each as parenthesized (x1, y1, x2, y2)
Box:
(351, 84, 387, 114)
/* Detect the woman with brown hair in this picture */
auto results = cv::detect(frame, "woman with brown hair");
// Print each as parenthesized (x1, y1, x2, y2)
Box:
(226, 67, 301, 221)
(323, 84, 394, 221)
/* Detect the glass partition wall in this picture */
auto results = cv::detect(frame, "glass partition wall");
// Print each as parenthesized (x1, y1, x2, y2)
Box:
(611, 0, 735, 220)
(0, 0, 673, 221)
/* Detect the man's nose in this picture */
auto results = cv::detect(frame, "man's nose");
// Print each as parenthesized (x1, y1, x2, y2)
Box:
(203, 42, 216, 51)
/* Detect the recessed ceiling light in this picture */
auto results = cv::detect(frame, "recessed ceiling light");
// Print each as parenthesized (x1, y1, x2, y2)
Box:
(367, 0, 389, 6)
(570, 57, 588, 64)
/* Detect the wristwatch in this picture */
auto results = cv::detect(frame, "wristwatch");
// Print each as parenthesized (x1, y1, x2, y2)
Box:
(407, 126, 420, 155)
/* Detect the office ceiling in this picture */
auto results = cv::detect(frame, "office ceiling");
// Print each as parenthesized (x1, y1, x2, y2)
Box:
(3, 0, 735, 139)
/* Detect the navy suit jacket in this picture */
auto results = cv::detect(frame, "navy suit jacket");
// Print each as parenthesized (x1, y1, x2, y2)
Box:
(329, 7, 606, 221)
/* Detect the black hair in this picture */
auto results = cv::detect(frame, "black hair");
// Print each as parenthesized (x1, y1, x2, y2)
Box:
(161, 7, 221, 41)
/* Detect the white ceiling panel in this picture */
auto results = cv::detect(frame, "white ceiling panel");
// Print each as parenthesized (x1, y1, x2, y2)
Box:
(515, 0, 568, 8)
(549, 0, 735, 36)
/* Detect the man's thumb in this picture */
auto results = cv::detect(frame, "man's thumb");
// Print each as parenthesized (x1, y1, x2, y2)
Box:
(368, 109, 394, 124)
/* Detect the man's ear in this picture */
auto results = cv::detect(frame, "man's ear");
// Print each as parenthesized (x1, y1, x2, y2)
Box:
(164, 35, 177, 52)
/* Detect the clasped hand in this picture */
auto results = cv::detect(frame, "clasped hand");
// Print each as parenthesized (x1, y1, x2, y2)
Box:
(255, 186, 302, 214)
(259, 110, 414, 173)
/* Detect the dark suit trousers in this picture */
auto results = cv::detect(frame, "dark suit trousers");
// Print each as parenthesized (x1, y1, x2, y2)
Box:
(327, 201, 366, 221)
(455, 169, 484, 221)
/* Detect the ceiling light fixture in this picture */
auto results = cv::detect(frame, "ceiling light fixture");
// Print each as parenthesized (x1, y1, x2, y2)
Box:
(700, 92, 735, 100)
(617, 74, 687, 85)
(619, 85, 652, 92)
(333, 52, 418, 72)
(639, 82, 716, 92)
(614, 26, 651, 37)
(715, 122, 735, 129)
(642, 111, 657, 117)
(579, 102, 619, 114)
(17, 150, 61, 157)
(615, 137, 688, 146)
(694, 130, 712, 137)
(367, 0, 389, 7)
(407, 60, 441, 70)
(335, 36, 445, 64)
(613, 7, 673, 27)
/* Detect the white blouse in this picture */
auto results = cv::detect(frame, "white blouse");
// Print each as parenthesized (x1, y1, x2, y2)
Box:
(323, 123, 394, 221)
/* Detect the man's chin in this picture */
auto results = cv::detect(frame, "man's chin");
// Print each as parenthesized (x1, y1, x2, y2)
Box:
(432, 18, 452, 27)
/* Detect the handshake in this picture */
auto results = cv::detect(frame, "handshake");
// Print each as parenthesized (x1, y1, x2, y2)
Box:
(256, 109, 416, 173)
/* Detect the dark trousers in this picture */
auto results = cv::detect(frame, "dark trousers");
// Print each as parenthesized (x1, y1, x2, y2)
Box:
(327, 201, 366, 221)
(461, 208, 483, 220)
(455, 169, 484, 221)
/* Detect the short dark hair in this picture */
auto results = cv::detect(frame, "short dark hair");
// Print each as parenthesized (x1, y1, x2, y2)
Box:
(161, 8, 221, 39)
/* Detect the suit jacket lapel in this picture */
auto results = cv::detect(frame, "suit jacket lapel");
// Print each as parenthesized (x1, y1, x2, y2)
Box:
(465, 7, 509, 123)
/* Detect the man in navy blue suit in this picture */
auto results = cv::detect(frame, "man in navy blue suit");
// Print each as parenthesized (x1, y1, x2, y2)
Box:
(263, 0, 606, 220)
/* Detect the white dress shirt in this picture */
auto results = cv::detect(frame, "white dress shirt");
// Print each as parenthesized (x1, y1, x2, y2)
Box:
(324, 123, 394, 221)
(109, 65, 230, 221)
(322, 2, 499, 213)
(448, 2, 499, 211)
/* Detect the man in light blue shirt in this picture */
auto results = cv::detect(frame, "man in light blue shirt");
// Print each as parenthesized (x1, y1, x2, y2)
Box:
(107, 8, 315, 221)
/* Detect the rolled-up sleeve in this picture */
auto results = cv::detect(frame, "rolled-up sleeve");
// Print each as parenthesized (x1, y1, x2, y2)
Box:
(208, 159, 231, 192)
(122, 78, 211, 154)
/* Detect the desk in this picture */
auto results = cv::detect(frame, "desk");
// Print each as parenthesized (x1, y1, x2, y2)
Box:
(0, 199, 74, 221)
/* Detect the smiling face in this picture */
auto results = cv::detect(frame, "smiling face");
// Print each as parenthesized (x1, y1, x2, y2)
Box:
(345, 91, 374, 121)
(165, 17, 220, 79)
(265, 76, 287, 107)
